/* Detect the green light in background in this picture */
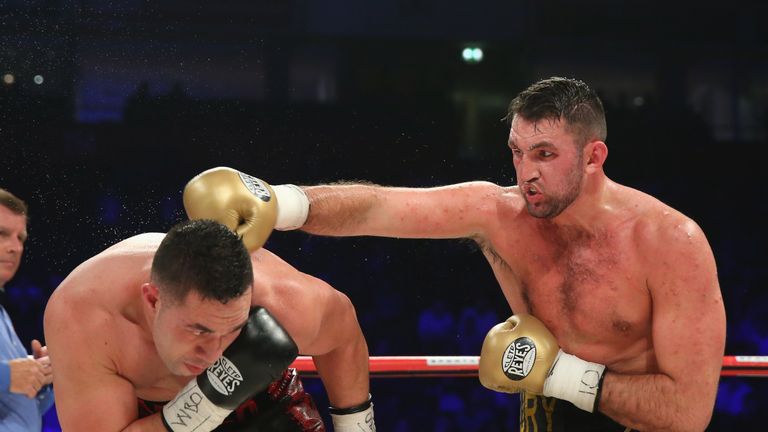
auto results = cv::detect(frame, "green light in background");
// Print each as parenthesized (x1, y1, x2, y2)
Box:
(462, 47, 483, 63)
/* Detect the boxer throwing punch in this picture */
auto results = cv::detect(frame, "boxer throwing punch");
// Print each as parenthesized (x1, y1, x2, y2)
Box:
(184, 77, 725, 431)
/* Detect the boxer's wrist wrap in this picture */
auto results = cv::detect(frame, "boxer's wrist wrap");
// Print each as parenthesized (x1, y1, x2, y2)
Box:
(272, 184, 309, 230)
(161, 380, 232, 432)
(542, 350, 606, 413)
(330, 394, 376, 432)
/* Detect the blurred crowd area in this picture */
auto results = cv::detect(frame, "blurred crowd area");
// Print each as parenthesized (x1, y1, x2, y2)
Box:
(2, 82, 767, 431)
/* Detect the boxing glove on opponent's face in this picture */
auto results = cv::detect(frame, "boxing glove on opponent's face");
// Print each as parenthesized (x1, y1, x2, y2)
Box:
(183, 167, 309, 251)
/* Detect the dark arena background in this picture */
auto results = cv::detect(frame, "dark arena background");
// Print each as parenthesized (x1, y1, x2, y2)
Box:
(1, 1, 767, 430)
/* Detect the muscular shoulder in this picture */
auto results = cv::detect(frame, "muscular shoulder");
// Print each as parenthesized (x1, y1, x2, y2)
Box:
(45, 274, 120, 374)
(471, 184, 526, 241)
(46, 234, 158, 339)
(497, 185, 527, 214)
(249, 249, 332, 347)
(104, 232, 165, 252)
(456, 182, 526, 231)
(633, 197, 700, 241)
(628, 191, 712, 269)
(456, 181, 515, 210)
(52, 234, 157, 299)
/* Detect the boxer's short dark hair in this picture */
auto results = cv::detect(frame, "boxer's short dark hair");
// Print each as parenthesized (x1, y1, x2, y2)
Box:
(152, 219, 253, 304)
(505, 77, 607, 147)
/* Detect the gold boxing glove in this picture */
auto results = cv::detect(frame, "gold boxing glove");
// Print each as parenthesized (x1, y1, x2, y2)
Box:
(479, 314, 606, 412)
(183, 167, 309, 251)
(479, 314, 560, 394)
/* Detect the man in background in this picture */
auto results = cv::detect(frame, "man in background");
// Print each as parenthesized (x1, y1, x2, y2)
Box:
(0, 188, 54, 431)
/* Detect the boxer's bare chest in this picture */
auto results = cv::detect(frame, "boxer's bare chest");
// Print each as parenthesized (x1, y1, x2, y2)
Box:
(482, 222, 654, 366)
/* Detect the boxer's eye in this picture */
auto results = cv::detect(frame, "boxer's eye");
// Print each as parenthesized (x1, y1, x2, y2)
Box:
(187, 325, 212, 336)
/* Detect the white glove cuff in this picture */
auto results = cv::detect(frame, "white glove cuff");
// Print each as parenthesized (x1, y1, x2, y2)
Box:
(330, 394, 376, 432)
(162, 379, 232, 432)
(542, 350, 606, 413)
(272, 184, 310, 230)
(330, 404, 375, 432)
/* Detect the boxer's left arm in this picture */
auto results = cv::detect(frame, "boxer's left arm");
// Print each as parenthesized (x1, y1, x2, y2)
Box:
(289, 273, 375, 432)
(301, 280, 370, 409)
(45, 304, 166, 431)
(254, 249, 371, 414)
(599, 219, 726, 431)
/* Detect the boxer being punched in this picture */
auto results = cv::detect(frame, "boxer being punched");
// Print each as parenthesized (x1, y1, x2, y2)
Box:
(44, 220, 374, 431)
(184, 77, 726, 431)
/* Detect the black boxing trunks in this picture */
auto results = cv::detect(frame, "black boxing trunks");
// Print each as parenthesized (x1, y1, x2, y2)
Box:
(520, 391, 636, 432)
(139, 368, 325, 431)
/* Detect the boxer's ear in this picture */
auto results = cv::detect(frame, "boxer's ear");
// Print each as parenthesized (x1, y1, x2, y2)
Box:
(584, 140, 607, 174)
(141, 283, 161, 312)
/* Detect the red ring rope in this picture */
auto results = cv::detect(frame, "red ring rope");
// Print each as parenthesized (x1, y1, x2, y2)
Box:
(290, 355, 768, 378)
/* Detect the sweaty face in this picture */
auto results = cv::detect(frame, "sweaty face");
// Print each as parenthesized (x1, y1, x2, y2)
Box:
(152, 289, 252, 376)
(0, 206, 27, 286)
(508, 116, 585, 219)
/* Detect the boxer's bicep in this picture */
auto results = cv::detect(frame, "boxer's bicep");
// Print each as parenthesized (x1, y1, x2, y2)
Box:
(649, 221, 725, 407)
(373, 182, 502, 238)
(251, 251, 322, 352)
(45, 292, 143, 431)
(306, 181, 503, 239)
(284, 282, 337, 354)
(269, 271, 358, 355)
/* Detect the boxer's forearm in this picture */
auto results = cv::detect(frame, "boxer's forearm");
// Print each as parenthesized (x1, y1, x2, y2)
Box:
(312, 332, 370, 408)
(599, 371, 715, 432)
(303, 184, 380, 236)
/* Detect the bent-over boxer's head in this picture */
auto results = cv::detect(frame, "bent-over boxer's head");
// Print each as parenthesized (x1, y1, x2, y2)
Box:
(145, 219, 254, 376)
(0, 188, 28, 287)
(505, 77, 608, 218)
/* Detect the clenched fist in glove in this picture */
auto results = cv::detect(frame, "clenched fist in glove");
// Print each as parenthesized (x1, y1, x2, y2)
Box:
(479, 314, 606, 413)
(183, 167, 309, 251)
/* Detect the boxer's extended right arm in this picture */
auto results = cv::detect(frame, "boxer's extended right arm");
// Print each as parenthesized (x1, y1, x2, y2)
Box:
(185, 166, 503, 240)
(303, 181, 504, 239)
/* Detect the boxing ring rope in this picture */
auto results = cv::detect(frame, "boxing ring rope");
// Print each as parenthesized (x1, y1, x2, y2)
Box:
(290, 356, 768, 378)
